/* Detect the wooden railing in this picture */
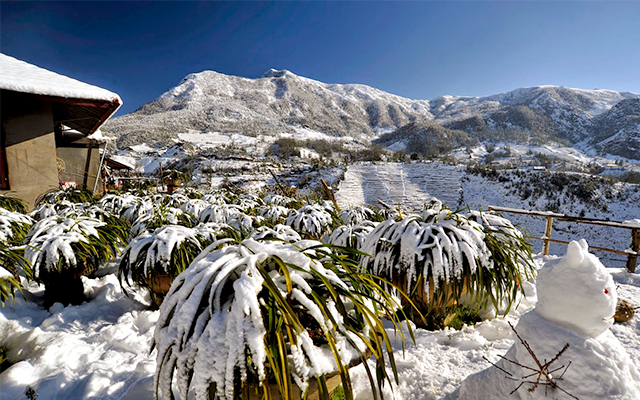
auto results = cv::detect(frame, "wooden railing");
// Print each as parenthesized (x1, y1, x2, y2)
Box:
(487, 205, 640, 273)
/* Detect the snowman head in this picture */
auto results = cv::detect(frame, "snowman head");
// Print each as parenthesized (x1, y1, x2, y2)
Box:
(536, 239, 617, 338)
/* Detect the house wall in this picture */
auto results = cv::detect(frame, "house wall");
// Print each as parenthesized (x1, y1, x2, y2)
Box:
(1, 91, 59, 208)
(56, 146, 104, 195)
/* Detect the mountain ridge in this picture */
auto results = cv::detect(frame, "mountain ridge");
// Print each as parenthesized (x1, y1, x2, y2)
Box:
(103, 69, 640, 159)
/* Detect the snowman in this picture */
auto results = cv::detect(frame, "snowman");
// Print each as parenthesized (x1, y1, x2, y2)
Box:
(457, 239, 640, 400)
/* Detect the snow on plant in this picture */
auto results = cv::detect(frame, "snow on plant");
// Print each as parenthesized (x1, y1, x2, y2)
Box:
(35, 187, 95, 206)
(118, 225, 209, 303)
(97, 193, 142, 215)
(199, 203, 242, 224)
(232, 193, 264, 212)
(179, 198, 209, 219)
(161, 193, 190, 208)
(0, 195, 28, 214)
(0, 207, 34, 245)
(263, 193, 298, 207)
(250, 224, 302, 243)
(0, 264, 22, 306)
(29, 200, 81, 220)
(0, 243, 30, 306)
(202, 192, 229, 205)
(286, 204, 335, 239)
(24, 214, 128, 306)
(325, 220, 377, 251)
(130, 205, 197, 237)
(339, 206, 376, 225)
(121, 198, 155, 223)
(258, 204, 293, 223)
(153, 238, 409, 400)
(25, 216, 126, 279)
(360, 212, 500, 312)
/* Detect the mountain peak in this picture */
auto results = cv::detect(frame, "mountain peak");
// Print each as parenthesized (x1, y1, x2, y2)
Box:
(262, 68, 294, 79)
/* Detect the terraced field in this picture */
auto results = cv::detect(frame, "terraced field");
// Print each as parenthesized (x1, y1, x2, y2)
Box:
(335, 162, 463, 210)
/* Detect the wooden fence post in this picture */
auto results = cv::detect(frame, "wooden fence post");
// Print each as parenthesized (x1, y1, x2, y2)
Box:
(543, 216, 554, 255)
(626, 228, 640, 273)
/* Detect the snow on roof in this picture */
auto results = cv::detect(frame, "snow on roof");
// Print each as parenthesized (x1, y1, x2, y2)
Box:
(0, 53, 121, 103)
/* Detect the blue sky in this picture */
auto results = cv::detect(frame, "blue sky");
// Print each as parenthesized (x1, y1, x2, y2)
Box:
(2, 1, 639, 116)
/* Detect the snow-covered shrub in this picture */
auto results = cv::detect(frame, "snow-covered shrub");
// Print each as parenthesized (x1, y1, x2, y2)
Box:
(25, 215, 128, 306)
(0, 195, 28, 214)
(161, 193, 190, 208)
(339, 206, 377, 225)
(199, 203, 242, 224)
(232, 193, 264, 213)
(121, 198, 154, 223)
(286, 204, 335, 239)
(130, 205, 197, 237)
(153, 238, 406, 400)
(35, 187, 95, 206)
(263, 193, 299, 207)
(118, 225, 210, 306)
(199, 204, 260, 234)
(258, 204, 292, 224)
(29, 200, 81, 220)
(0, 243, 30, 306)
(465, 210, 535, 312)
(250, 224, 302, 242)
(201, 192, 229, 205)
(0, 207, 33, 245)
(97, 193, 141, 215)
(360, 210, 530, 320)
(179, 199, 209, 219)
(325, 220, 377, 251)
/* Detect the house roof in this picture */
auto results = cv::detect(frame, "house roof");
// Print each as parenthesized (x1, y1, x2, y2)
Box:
(0, 53, 122, 136)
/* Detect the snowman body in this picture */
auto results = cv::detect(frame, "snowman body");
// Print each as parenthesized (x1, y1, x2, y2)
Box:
(458, 240, 640, 400)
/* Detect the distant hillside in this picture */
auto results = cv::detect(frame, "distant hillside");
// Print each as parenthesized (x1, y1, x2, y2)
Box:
(103, 69, 640, 159)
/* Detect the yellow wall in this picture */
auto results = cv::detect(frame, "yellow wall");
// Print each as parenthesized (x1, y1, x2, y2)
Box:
(57, 146, 103, 196)
(1, 93, 59, 209)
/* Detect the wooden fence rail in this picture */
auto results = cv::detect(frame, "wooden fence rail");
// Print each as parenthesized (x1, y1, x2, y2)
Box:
(487, 205, 640, 273)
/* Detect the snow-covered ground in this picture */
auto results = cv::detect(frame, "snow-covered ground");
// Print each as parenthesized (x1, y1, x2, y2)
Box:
(1, 248, 639, 400)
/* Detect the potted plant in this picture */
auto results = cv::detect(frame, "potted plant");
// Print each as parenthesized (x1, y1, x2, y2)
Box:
(118, 225, 212, 307)
(163, 170, 189, 194)
(152, 238, 413, 400)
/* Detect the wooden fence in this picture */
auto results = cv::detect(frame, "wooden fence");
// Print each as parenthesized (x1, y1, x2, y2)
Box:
(487, 205, 640, 273)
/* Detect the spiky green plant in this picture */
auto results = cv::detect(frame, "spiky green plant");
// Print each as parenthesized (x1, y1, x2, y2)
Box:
(0, 243, 31, 306)
(130, 205, 198, 237)
(286, 204, 336, 240)
(360, 208, 533, 324)
(35, 187, 95, 206)
(153, 239, 415, 400)
(118, 225, 211, 306)
(25, 215, 128, 306)
(0, 195, 28, 214)
(0, 208, 34, 246)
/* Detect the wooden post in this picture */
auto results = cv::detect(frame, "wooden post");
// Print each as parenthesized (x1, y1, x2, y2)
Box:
(543, 216, 554, 255)
(626, 228, 640, 273)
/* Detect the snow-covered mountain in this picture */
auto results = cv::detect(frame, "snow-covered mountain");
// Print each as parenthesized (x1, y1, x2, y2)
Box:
(103, 69, 640, 159)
